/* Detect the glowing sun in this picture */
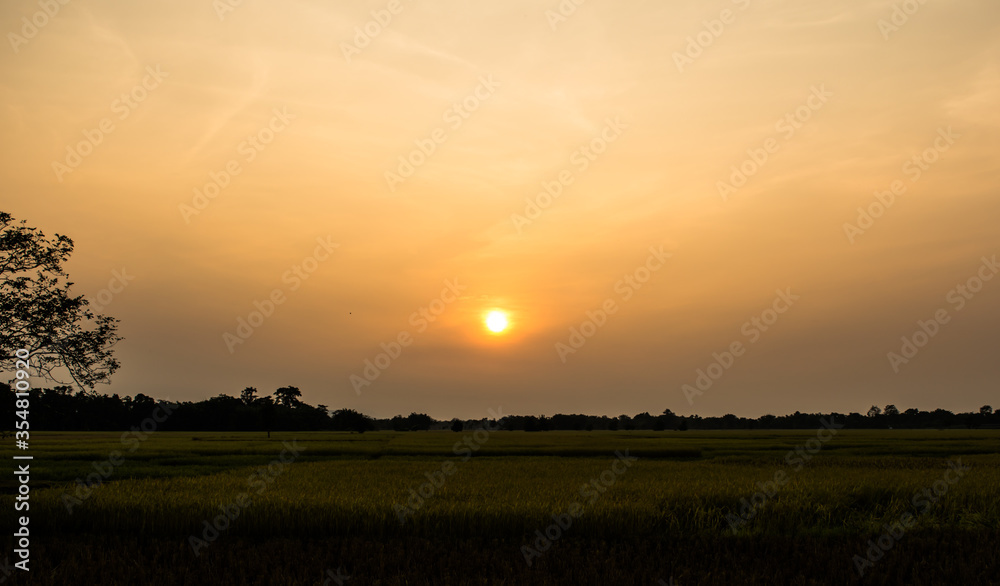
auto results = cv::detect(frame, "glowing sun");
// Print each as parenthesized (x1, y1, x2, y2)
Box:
(485, 310, 509, 333)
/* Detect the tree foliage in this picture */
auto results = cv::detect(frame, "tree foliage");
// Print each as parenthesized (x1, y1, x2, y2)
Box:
(3, 380, 996, 432)
(273, 386, 302, 408)
(1, 212, 122, 388)
(240, 387, 258, 405)
(330, 408, 374, 433)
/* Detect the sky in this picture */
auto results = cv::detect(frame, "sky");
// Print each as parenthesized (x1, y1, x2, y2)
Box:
(1, 0, 998, 419)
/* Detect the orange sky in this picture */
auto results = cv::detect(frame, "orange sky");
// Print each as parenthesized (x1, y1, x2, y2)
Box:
(2, 0, 998, 418)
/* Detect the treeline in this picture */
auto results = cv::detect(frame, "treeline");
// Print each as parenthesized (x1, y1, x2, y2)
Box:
(499, 405, 998, 431)
(2, 384, 996, 432)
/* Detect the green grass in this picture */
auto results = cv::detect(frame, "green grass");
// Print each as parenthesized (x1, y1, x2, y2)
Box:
(9, 428, 1000, 484)
(2, 430, 999, 585)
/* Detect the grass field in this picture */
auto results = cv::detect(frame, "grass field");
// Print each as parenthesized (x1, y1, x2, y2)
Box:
(2, 429, 999, 585)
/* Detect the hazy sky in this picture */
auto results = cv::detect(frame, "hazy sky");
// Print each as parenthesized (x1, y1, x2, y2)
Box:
(2, 0, 998, 418)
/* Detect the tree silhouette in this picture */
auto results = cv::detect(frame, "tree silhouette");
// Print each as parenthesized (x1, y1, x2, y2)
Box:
(450, 419, 463, 432)
(331, 409, 373, 433)
(390, 412, 432, 431)
(0, 211, 122, 388)
(273, 386, 302, 408)
(2, 384, 997, 432)
(260, 396, 275, 438)
(240, 387, 258, 405)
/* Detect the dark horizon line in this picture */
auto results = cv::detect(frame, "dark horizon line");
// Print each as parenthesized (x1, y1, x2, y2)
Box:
(6, 382, 995, 427)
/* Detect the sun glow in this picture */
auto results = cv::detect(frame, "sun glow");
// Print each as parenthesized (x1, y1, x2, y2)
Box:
(485, 310, 508, 333)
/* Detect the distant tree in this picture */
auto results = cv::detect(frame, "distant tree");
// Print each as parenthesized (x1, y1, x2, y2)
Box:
(981, 405, 993, 416)
(273, 386, 302, 408)
(260, 397, 275, 438)
(450, 419, 463, 432)
(209, 393, 239, 404)
(240, 387, 258, 405)
(677, 418, 688, 431)
(1, 211, 123, 388)
(131, 392, 155, 411)
(884, 405, 899, 417)
(538, 415, 551, 431)
(867, 405, 882, 418)
(331, 409, 373, 433)
(632, 412, 654, 430)
(400, 412, 433, 431)
(930, 409, 955, 429)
